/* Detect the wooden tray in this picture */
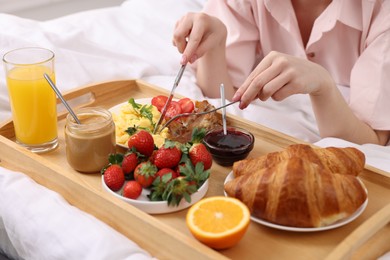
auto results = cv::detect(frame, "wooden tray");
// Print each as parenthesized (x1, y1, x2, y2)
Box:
(1, 79, 390, 260)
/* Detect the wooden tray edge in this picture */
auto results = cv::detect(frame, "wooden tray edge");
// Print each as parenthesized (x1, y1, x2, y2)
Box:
(0, 135, 227, 259)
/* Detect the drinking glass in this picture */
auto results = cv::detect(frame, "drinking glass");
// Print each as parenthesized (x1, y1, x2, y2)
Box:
(3, 47, 58, 153)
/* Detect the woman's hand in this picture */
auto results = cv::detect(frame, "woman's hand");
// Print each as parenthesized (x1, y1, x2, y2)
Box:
(172, 12, 227, 65)
(232, 51, 390, 145)
(232, 51, 333, 109)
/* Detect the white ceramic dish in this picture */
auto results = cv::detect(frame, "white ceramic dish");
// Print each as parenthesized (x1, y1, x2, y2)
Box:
(224, 171, 368, 232)
(102, 176, 209, 214)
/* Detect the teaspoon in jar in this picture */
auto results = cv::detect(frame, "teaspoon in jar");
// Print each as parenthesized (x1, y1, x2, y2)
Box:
(44, 73, 81, 124)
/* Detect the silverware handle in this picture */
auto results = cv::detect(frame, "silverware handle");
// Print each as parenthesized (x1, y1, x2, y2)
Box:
(44, 73, 81, 124)
(153, 64, 187, 134)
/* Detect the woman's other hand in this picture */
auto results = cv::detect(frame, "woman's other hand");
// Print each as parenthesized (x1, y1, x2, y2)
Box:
(232, 51, 333, 109)
(172, 12, 227, 65)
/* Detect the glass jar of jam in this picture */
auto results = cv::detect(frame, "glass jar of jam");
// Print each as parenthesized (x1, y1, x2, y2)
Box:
(65, 107, 116, 173)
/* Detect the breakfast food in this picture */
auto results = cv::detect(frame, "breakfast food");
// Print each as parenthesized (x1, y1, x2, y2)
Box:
(101, 128, 212, 207)
(113, 98, 169, 148)
(167, 100, 223, 143)
(113, 97, 222, 146)
(186, 196, 250, 249)
(65, 107, 116, 173)
(233, 144, 365, 177)
(203, 126, 254, 166)
(225, 145, 368, 228)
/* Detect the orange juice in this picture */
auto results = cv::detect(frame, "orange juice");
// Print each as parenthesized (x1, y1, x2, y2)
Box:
(6, 65, 58, 145)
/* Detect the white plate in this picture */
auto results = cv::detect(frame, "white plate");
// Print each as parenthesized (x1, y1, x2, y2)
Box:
(108, 98, 154, 149)
(224, 171, 368, 232)
(102, 176, 209, 214)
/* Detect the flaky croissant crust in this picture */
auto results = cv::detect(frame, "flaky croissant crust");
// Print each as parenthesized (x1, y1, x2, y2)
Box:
(225, 145, 367, 228)
(233, 144, 365, 178)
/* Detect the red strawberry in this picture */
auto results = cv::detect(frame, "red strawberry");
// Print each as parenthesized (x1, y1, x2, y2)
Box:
(127, 130, 155, 157)
(148, 150, 158, 164)
(122, 153, 138, 175)
(189, 143, 213, 170)
(134, 161, 158, 188)
(122, 180, 143, 199)
(175, 162, 186, 176)
(154, 141, 182, 169)
(103, 164, 125, 191)
(155, 168, 179, 182)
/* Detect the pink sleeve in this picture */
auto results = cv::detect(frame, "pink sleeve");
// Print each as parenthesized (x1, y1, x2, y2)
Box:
(349, 10, 390, 130)
(202, 0, 260, 87)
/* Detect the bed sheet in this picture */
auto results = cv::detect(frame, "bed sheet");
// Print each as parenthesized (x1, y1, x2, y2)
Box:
(14, 0, 390, 170)
(0, 0, 320, 142)
(0, 167, 154, 260)
(0, 0, 387, 149)
(0, 0, 389, 258)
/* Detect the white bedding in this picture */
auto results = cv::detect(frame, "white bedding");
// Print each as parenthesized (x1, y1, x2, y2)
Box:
(0, 0, 389, 258)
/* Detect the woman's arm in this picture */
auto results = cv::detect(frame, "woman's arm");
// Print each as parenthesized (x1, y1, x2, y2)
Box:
(310, 81, 390, 146)
(232, 51, 390, 145)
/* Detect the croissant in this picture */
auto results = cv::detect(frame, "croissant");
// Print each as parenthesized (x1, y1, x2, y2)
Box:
(224, 157, 367, 228)
(233, 144, 365, 177)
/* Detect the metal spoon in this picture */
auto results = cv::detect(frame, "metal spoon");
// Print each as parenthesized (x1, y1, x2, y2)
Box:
(44, 73, 81, 124)
(220, 83, 227, 135)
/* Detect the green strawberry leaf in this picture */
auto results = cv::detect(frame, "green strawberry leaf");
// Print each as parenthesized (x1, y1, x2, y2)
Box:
(100, 153, 124, 175)
(183, 192, 191, 203)
(164, 139, 177, 148)
(191, 127, 207, 144)
(108, 153, 124, 165)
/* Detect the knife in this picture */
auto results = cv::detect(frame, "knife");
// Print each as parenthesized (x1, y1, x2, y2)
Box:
(153, 64, 186, 134)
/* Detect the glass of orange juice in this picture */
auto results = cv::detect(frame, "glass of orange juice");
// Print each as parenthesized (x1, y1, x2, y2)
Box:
(3, 47, 58, 153)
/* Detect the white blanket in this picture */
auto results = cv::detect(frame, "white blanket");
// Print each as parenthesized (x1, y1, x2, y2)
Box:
(0, 0, 389, 168)
(0, 167, 154, 260)
(0, 0, 389, 258)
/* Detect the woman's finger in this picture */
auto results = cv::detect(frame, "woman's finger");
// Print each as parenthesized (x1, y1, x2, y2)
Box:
(236, 55, 278, 108)
(172, 14, 194, 54)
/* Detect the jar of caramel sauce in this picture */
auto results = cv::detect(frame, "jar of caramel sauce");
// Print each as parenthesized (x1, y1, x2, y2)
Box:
(65, 107, 115, 173)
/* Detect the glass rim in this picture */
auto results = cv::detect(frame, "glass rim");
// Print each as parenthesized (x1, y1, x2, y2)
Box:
(2, 47, 55, 66)
(66, 107, 113, 130)
(203, 126, 254, 151)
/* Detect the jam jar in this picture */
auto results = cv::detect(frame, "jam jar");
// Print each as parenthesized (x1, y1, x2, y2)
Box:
(65, 107, 116, 173)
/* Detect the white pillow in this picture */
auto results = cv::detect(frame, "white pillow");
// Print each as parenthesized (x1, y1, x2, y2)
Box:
(0, 167, 154, 260)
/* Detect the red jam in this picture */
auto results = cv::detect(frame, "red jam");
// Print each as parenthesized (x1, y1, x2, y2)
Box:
(203, 127, 254, 166)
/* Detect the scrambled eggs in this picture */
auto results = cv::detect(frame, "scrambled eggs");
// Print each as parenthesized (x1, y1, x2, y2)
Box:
(113, 98, 169, 148)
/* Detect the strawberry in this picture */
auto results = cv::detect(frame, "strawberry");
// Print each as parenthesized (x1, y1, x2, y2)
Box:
(189, 143, 213, 170)
(155, 168, 179, 182)
(154, 140, 182, 169)
(122, 180, 143, 199)
(126, 129, 155, 157)
(149, 176, 197, 206)
(186, 128, 212, 170)
(103, 164, 125, 191)
(148, 150, 158, 164)
(122, 152, 138, 175)
(180, 159, 210, 188)
(149, 168, 179, 202)
(175, 162, 186, 176)
(134, 161, 158, 188)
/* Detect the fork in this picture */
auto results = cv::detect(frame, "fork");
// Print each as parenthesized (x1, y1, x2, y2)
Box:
(155, 100, 239, 134)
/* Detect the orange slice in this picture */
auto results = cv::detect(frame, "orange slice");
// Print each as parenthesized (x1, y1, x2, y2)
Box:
(186, 196, 250, 250)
